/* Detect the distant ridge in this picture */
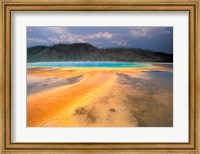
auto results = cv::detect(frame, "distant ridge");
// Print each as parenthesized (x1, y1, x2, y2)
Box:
(27, 43, 173, 63)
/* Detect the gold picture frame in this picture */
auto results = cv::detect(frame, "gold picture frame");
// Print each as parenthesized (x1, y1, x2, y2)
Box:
(0, 0, 199, 153)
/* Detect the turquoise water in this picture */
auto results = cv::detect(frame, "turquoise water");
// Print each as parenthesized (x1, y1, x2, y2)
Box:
(27, 62, 149, 68)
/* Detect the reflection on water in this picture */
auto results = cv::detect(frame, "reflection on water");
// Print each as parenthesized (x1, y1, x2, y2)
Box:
(117, 69, 173, 127)
(145, 71, 173, 92)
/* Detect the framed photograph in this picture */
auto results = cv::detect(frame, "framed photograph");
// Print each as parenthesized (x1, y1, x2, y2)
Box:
(0, 0, 199, 153)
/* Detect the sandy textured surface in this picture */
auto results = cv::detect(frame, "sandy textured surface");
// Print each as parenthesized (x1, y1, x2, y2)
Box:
(27, 64, 173, 127)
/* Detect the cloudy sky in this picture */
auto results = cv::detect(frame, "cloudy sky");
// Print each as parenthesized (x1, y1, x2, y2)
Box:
(27, 26, 173, 53)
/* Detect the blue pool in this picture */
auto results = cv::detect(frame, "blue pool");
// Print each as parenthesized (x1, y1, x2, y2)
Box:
(27, 62, 150, 68)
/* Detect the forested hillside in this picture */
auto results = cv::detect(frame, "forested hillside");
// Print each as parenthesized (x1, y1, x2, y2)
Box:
(27, 43, 173, 63)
